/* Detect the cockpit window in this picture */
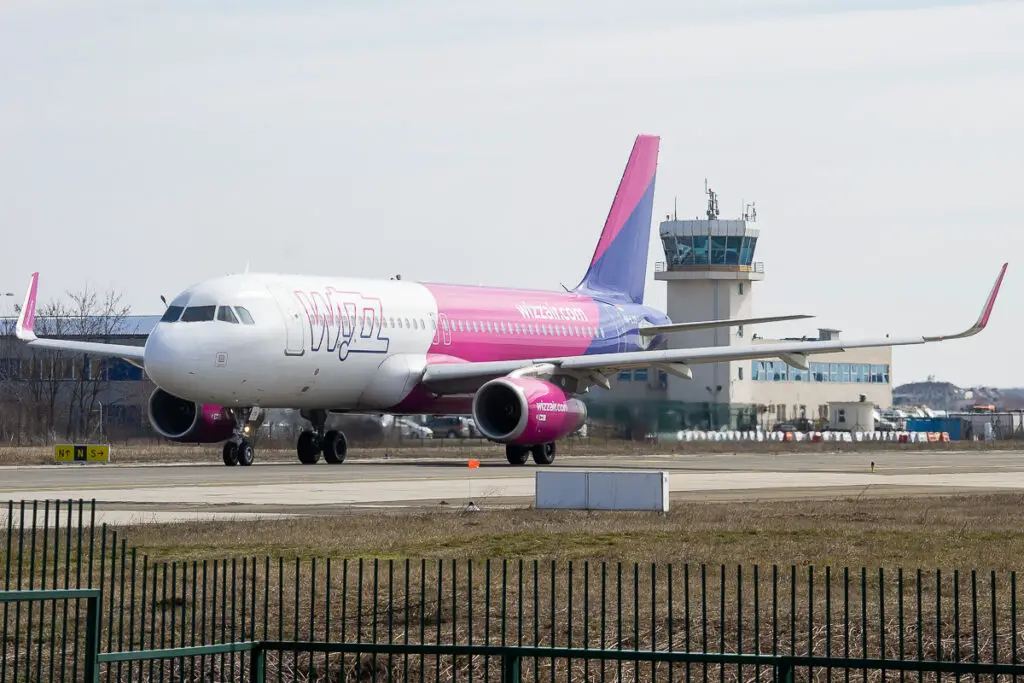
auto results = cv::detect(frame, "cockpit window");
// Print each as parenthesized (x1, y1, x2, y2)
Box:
(235, 306, 255, 325)
(216, 306, 239, 324)
(160, 305, 184, 323)
(180, 305, 216, 322)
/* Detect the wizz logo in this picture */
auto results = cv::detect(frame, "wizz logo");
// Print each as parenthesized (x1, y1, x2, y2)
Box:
(294, 288, 390, 361)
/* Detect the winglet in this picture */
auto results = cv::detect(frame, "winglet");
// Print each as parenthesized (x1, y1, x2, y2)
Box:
(924, 262, 1007, 342)
(15, 272, 39, 342)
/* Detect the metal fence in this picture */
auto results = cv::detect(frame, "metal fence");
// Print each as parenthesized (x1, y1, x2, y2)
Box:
(3, 499, 1024, 682)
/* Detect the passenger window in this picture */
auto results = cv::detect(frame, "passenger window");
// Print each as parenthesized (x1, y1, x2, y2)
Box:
(235, 307, 256, 325)
(160, 305, 184, 323)
(180, 305, 216, 322)
(217, 306, 239, 324)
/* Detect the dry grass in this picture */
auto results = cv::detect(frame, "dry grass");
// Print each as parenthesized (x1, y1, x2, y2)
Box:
(1, 437, 1018, 467)
(4, 494, 1024, 681)
(111, 492, 1024, 570)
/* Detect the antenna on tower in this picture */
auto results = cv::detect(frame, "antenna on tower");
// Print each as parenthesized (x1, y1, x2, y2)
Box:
(705, 179, 719, 220)
(743, 201, 757, 222)
(673, 196, 678, 220)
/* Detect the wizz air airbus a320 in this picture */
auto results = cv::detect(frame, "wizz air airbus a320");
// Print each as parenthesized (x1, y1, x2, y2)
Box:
(14, 135, 1007, 467)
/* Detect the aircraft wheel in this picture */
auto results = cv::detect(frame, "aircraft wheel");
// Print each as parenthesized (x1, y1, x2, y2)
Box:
(531, 442, 556, 465)
(236, 440, 255, 466)
(322, 430, 347, 464)
(297, 430, 321, 465)
(222, 441, 238, 466)
(505, 445, 529, 465)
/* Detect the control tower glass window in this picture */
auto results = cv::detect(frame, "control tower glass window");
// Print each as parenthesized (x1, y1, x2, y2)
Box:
(739, 237, 756, 265)
(660, 233, 757, 267)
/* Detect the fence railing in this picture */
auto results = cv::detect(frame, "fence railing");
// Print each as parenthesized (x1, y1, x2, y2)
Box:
(6, 594, 1024, 683)
(4, 498, 1024, 682)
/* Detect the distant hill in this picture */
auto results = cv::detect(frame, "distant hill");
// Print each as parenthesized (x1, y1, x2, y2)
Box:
(894, 381, 1024, 411)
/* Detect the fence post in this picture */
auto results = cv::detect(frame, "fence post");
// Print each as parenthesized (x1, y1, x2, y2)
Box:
(775, 657, 795, 683)
(84, 593, 101, 683)
(501, 649, 521, 683)
(249, 645, 266, 683)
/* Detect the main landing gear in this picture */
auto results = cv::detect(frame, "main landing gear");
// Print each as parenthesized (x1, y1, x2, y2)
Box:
(295, 409, 348, 465)
(222, 407, 263, 467)
(505, 442, 556, 466)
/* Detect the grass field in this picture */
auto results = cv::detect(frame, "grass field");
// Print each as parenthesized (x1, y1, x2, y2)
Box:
(104, 491, 1024, 569)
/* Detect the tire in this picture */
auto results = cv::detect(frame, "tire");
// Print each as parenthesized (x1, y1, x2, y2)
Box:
(322, 430, 347, 464)
(236, 440, 255, 466)
(297, 430, 321, 465)
(531, 442, 555, 465)
(506, 445, 529, 465)
(222, 442, 238, 466)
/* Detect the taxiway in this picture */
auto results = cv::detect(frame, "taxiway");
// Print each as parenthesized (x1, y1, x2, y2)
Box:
(1, 449, 1022, 525)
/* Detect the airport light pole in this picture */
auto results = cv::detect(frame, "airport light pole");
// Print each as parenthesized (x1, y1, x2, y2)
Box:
(1, 293, 13, 334)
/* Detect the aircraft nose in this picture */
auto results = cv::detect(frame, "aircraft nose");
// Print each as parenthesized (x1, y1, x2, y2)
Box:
(144, 325, 200, 394)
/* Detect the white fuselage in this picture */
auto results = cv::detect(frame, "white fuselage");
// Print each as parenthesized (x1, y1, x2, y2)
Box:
(141, 272, 668, 413)
(144, 274, 439, 410)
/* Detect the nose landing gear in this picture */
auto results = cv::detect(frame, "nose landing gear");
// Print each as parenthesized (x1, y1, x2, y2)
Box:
(222, 407, 264, 466)
(296, 409, 348, 465)
(223, 439, 254, 466)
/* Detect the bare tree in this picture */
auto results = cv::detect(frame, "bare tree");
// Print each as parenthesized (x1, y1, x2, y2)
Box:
(66, 286, 132, 440)
(18, 299, 73, 442)
(4, 284, 132, 444)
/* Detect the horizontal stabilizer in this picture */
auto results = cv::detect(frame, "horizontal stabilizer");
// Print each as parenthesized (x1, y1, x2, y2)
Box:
(639, 314, 814, 336)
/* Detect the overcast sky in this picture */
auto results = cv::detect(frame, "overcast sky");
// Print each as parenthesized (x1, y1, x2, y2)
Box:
(1, 0, 1020, 387)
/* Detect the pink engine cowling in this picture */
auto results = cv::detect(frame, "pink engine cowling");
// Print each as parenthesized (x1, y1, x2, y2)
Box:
(147, 388, 236, 443)
(471, 377, 587, 445)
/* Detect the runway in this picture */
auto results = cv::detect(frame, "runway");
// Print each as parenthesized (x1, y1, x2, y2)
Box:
(1, 449, 1023, 525)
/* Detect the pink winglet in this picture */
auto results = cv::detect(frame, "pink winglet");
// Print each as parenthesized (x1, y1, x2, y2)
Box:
(15, 272, 39, 341)
(976, 262, 1008, 330)
(925, 262, 1007, 342)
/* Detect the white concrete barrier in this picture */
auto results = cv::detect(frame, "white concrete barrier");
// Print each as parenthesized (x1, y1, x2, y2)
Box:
(664, 429, 942, 444)
(535, 470, 669, 512)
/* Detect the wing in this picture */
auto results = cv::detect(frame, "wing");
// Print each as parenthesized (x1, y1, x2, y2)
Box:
(639, 313, 813, 337)
(421, 263, 1007, 394)
(13, 272, 147, 365)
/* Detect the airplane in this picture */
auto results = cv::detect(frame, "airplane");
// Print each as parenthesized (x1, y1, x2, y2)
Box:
(13, 134, 1007, 467)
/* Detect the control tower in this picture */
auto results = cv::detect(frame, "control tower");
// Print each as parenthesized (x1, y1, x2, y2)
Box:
(654, 183, 762, 411)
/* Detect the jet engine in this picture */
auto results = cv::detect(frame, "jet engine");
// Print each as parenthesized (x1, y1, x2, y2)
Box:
(147, 388, 236, 443)
(471, 377, 587, 445)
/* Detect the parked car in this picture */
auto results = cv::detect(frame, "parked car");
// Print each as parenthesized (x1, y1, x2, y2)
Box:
(394, 418, 433, 439)
(425, 416, 478, 438)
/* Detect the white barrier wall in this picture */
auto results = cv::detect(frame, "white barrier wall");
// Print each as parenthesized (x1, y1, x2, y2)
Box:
(535, 470, 669, 512)
(667, 430, 951, 443)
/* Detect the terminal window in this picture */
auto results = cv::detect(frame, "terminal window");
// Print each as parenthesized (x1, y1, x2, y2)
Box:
(751, 361, 889, 384)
